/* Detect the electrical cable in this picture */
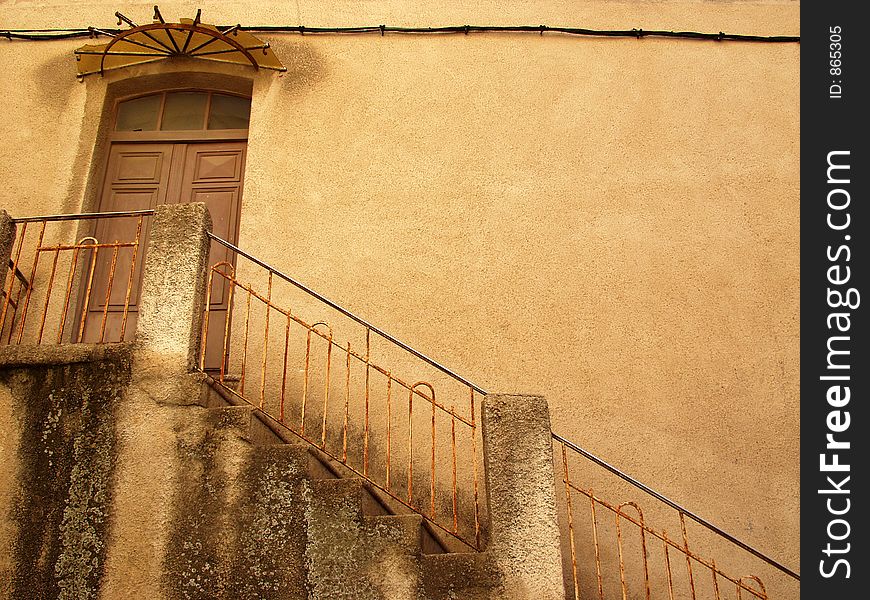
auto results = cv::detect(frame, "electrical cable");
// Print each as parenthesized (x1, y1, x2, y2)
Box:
(1, 24, 800, 43)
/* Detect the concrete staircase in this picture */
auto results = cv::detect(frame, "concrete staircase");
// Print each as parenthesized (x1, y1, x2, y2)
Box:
(161, 381, 501, 600)
(0, 204, 567, 600)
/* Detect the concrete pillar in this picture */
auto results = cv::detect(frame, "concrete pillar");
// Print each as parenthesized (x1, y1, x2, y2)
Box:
(482, 393, 565, 600)
(0, 210, 15, 289)
(135, 202, 212, 373)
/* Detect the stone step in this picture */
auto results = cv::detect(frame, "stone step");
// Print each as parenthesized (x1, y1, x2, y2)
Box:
(363, 514, 424, 556)
(206, 404, 288, 446)
(305, 478, 426, 599)
(163, 420, 310, 600)
(421, 552, 501, 599)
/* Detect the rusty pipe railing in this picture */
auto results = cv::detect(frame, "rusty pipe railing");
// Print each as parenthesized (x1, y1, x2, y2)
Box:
(204, 232, 487, 394)
(197, 231, 797, 592)
(199, 233, 484, 551)
(2, 210, 154, 345)
(552, 433, 799, 582)
(554, 434, 799, 600)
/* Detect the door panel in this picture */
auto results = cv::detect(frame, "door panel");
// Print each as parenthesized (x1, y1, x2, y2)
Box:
(83, 140, 245, 366)
(80, 145, 173, 343)
(180, 143, 246, 370)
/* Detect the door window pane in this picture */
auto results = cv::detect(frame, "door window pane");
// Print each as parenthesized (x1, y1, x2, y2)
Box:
(161, 92, 208, 130)
(115, 95, 161, 131)
(208, 94, 251, 130)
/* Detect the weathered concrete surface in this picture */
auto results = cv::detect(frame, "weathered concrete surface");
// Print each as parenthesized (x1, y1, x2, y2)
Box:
(482, 394, 565, 600)
(0, 346, 132, 600)
(135, 202, 212, 375)
(421, 553, 503, 600)
(160, 407, 310, 600)
(305, 478, 424, 599)
(225, 443, 310, 599)
(0, 342, 134, 368)
(0, 211, 13, 295)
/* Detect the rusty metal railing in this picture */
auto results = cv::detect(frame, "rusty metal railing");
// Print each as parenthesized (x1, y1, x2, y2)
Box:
(1, 210, 153, 345)
(553, 433, 799, 600)
(198, 232, 485, 551)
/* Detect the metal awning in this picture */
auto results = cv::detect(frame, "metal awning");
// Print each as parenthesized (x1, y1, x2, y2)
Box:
(74, 7, 285, 78)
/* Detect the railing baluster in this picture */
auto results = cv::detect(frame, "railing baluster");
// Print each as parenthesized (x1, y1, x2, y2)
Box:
(430, 387, 436, 520)
(240, 286, 251, 395)
(561, 444, 580, 600)
(76, 243, 99, 343)
(471, 388, 480, 550)
(451, 404, 457, 534)
(386, 373, 392, 490)
(119, 215, 144, 340)
(259, 271, 272, 410)
(0, 221, 27, 335)
(320, 330, 331, 449)
(616, 504, 629, 600)
(15, 221, 46, 344)
(280, 312, 290, 423)
(323, 329, 332, 443)
(98, 244, 120, 343)
(590, 494, 604, 600)
(302, 328, 312, 431)
(681, 513, 697, 600)
(663, 532, 675, 600)
(36, 248, 61, 344)
(220, 274, 235, 383)
(57, 244, 81, 343)
(711, 559, 721, 600)
(407, 384, 413, 505)
(343, 341, 350, 463)
(199, 267, 216, 371)
(364, 328, 370, 477)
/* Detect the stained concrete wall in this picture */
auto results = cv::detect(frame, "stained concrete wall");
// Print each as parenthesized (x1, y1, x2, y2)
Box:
(0, 344, 132, 600)
(1, 0, 800, 590)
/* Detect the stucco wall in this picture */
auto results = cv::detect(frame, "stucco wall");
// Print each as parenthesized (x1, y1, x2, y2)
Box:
(1, 0, 800, 590)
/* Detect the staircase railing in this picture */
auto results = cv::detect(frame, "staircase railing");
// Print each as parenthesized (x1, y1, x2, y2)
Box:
(0, 210, 800, 596)
(197, 231, 799, 596)
(1, 210, 153, 345)
(198, 232, 486, 551)
(553, 433, 800, 600)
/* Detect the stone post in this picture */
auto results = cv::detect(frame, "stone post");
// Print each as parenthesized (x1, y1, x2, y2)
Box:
(0, 210, 15, 283)
(482, 393, 566, 600)
(135, 202, 212, 374)
(0, 211, 17, 332)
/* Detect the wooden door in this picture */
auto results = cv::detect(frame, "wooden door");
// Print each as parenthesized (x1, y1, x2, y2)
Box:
(79, 143, 173, 344)
(82, 141, 245, 369)
(179, 142, 246, 370)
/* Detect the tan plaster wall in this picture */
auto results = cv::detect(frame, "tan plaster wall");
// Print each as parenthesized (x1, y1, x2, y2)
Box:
(1, 0, 800, 589)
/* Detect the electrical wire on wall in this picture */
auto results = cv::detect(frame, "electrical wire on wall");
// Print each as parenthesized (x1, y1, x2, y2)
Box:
(1, 24, 799, 43)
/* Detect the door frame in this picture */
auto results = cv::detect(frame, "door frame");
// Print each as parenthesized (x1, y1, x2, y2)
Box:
(74, 88, 250, 345)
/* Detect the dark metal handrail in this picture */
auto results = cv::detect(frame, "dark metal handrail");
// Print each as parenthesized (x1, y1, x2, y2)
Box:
(11, 209, 156, 223)
(552, 431, 800, 581)
(206, 231, 488, 394)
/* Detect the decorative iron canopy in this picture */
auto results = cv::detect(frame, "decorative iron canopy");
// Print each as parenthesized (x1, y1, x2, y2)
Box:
(74, 7, 286, 78)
